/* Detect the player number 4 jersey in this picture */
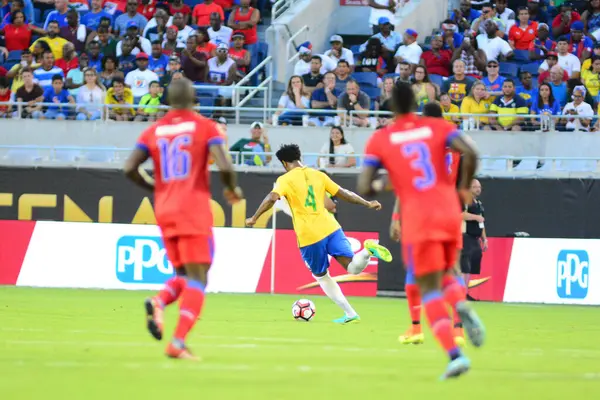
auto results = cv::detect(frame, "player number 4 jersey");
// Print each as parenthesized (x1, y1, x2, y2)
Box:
(365, 114, 463, 244)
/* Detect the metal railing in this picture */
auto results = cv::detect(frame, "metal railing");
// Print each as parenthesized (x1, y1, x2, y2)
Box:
(272, 0, 302, 20)
(286, 25, 309, 80)
(233, 56, 273, 124)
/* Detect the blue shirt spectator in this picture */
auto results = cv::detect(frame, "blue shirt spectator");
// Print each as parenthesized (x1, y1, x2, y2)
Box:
(550, 81, 568, 107)
(118, 54, 136, 76)
(88, 54, 104, 72)
(517, 86, 537, 107)
(34, 65, 65, 91)
(482, 73, 505, 95)
(443, 32, 464, 50)
(149, 53, 169, 79)
(82, 10, 113, 31)
(359, 18, 403, 54)
(43, 8, 69, 30)
(531, 98, 561, 115)
(0, 0, 33, 28)
(114, 12, 148, 36)
(42, 85, 72, 113)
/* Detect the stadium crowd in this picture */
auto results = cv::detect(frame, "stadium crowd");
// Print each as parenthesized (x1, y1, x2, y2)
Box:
(0, 0, 268, 120)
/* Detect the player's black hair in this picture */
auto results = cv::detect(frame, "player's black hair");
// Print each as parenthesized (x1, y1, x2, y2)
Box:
(392, 81, 416, 115)
(276, 144, 302, 164)
(422, 102, 443, 118)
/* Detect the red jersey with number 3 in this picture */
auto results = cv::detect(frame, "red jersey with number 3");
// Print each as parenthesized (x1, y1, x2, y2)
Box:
(364, 114, 462, 244)
(136, 109, 225, 238)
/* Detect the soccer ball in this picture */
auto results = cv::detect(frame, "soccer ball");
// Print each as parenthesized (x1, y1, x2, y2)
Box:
(292, 299, 316, 322)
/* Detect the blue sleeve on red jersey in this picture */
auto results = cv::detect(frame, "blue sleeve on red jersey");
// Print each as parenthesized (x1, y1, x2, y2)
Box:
(363, 156, 382, 169)
(446, 130, 461, 147)
(208, 136, 225, 146)
(135, 143, 149, 154)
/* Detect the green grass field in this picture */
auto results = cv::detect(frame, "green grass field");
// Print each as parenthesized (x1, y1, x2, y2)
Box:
(1, 287, 599, 399)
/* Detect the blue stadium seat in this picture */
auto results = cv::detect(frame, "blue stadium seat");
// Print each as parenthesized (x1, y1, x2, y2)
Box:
(350, 45, 362, 55)
(520, 62, 541, 76)
(512, 49, 530, 63)
(34, 8, 41, 24)
(198, 97, 215, 118)
(361, 85, 380, 100)
(7, 50, 22, 62)
(2, 61, 19, 71)
(383, 73, 399, 80)
(42, 9, 52, 25)
(499, 62, 519, 77)
(195, 85, 218, 98)
(184, 0, 204, 7)
(429, 74, 444, 88)
(257, 42, 269, 61)
(352, 72, 378, 88)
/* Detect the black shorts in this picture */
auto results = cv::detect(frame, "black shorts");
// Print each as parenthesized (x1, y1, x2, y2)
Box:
(460, 234, 482, 275)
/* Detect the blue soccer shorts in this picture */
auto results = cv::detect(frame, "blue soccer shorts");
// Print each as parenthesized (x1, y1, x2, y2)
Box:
(299, 229, 354, 275)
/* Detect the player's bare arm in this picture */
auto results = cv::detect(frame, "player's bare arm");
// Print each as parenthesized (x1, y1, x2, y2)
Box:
(246, 192, 279, 227)
(449, 134, 479, 199)
(356, 164, 381, 197)
(124, 147, 154, 192)
(335, 187, 381, 210)
(210, 143, 244, 204)
(390, 197, 401, 242)
(324, 195, 337, 213)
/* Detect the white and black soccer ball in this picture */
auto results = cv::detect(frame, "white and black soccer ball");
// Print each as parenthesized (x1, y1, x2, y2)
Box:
(292, 299, 316, 322)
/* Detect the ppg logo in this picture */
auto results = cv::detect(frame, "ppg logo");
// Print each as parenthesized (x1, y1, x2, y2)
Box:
(556, 250, 589, 299)
(116, 236, 175, 284)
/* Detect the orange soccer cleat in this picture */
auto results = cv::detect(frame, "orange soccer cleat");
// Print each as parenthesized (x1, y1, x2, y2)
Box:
(398, 325, 425, 345)
(144, 298, 164, 341)
(165, 342, 200, 361)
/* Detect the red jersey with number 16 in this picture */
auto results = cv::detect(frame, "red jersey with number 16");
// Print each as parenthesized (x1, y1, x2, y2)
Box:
(364, 114, 462, 244)
(136, 109, 225, 238)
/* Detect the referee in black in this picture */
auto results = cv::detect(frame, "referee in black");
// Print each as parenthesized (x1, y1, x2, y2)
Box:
(461, 179, 488, 298)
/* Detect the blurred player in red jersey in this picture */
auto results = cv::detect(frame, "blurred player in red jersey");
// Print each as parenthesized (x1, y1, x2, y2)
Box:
(358, 83, 486, 379)
(392, 103, 468, 347)
(124, 78, 243, 360)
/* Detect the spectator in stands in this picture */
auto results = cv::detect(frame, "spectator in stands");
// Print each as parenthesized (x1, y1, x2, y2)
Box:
(529, 23, 556, 61)
(412, 65, 437, 111)
(531, 82, 561, 128)
(15, 67, 43, 118)
(553, 2, 582, 37)
(0, 77, 10, 118)
(452, 34, 486, 79)
(540, 37, 581, 79)
(582, 0, 600, 41)
(442, 59, 476, 105)
(96, 26, 118, 58)
(76, 67, 105, 120)
(517, 71, 536, 107)
(66, 51, 88, 95)
(115, 0, 148, 37)
(172, 12, 195, 44)
(394, 29, 422, 70)
(32, 39, 51, 64)
(43, 0, 69, 30)
(55, 43, 78, 75)
(149, 41, 169, 79)
(41, 74, 74, 120)
(181, 35, 208, 83)
(209, 43, 240, 109)
(143, 6, 174, 38)
(229, 32, 250, 75)
(117, 22, 152, 57)
(319, 126, 356, 168)
(0, 10, 45, 52)
(360, 17, 403, 58)
(82, 0, 113, 31)
(549, 65, 569, 106)
(228, 0, 259, 49)
(169, 0, 192, 24)
(582, 56, 600, 104)
(6, 50, 37, 94)
(159, 70, 184, 105)
(216, 0, 235, 17)
(293, 42, 337, 76)
(471, 3, 506, 37)
(309, 71, 342, 127)
(335, 60, 351, 92)
(509, 7, 538, 51)
(368, 0, 396, 35)
(87, 41, 104, 71)
(197, 27, 217, 58)
(460, 81, 492, 129)
(325, 35, 354, 68)
(567, 77, 595, 106)
(356, 38, 387, 77)
(30, 20, 69, 60)
(274, 75, 310, 126)
(162, 26, 184, 56)
(209, 12, 232, 45)
(451, 0, 482, 32)
(302, 56, 325, 95)
(0, 0, 29, 27)
(125, 52, 159, 102)
(161, 56, 181, 87)
(538, 52, 567, 83)
(136, 80, 163, 121)
(482, 60, 504, 98)
(60, 9, 88, 53)
(495, 0, 515, 31)
(582, 43, 600, 70)
(489, 79, 529, 131)
(144, 9, 168, 42)
(377, 76, 394, 127)
(440, 92, 461, 124)
(117, 38, 137, 75)
(441, 20, 463, 51)
(193, 0, 224, 27)
(337, 79, 370, 128)
(229, 121, 271, 166)
(528, 0, 549, 24)
(69, 0, 89, 12)
(567, 21, 592, 62)
(562, 85, 594, 130)
(420, 35, 453, 78)
(394, 60, 412, 82)
(476, 19, 513, 62)
(34, 50, 64, 91)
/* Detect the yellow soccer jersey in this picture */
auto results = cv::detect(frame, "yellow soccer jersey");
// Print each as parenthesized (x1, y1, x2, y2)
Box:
(273, 167, 341, 247)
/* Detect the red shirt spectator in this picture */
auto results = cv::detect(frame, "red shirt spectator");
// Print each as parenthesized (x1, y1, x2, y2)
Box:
(0, 86, 10, 114)
(509, 21, 539, 51)
(169, 0, 192, 20)
(0, 66, 7, 77)
(56, 56, 79, 75)
(229, 2, 259, 45)
(0, 11, 44, 52)
(138, 1, 159, 20)
(192, 0, 224, 27)
(197, 41, 217, 59)
(214, 0, 234, 9)
(419, 36, 452, 77)
(552, 10, 581, 36)
(538, 69, 568, 84)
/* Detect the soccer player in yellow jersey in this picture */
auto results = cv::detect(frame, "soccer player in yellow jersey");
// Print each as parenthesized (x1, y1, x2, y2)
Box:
(246, 144, 393, 324)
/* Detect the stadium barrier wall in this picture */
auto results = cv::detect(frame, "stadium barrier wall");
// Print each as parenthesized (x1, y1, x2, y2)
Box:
(5, 119, 600, 158)
(0, 220, 380, 296)
(3, 167, 600, 295)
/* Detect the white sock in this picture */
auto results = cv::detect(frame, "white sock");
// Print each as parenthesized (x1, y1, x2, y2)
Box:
(314, 272, 358, 318)
(348, 249, 371, 275)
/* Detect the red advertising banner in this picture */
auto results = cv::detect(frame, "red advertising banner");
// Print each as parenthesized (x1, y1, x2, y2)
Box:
(467, 237, 514, 302)
(256, 230, 380, 297)
(339, 0, 369, 5)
